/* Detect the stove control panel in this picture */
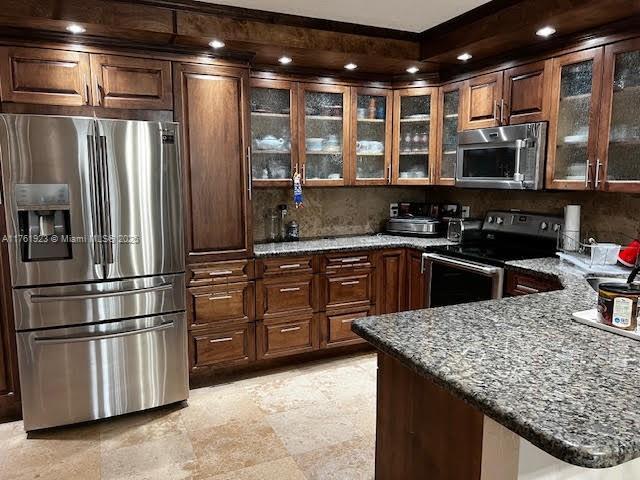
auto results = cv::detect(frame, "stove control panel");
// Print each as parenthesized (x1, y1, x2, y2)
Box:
(482, 210, 563, 240)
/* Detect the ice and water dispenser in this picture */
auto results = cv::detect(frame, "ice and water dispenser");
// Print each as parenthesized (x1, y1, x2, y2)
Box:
(16, 184, 72, 261)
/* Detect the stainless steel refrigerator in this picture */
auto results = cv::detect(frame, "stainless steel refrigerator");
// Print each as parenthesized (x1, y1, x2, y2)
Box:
(0, 114, 188, 431)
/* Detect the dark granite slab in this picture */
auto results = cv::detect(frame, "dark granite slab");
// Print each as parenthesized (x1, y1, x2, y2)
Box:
(353, 256, 640, 469)
(253, 234, 452, 258)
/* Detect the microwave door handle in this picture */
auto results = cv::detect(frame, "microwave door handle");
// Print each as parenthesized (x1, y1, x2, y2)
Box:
(514, 139, 525, 183)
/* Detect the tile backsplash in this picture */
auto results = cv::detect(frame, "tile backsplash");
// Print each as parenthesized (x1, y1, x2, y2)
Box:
(253, 187, 425, 242)
(254, 186, 640, 245)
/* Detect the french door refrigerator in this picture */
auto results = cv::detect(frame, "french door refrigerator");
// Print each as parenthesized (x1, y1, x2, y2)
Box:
(0, 114, 188, 431)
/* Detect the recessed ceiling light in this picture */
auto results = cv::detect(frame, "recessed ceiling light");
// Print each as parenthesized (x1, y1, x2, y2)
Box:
(457, 53, 472, 62)
(536, 26, 556, 37)
(66, 24, 86, 34)
(279, 56, 292, 65)
(344, 63, 358, 71)
(209, 39, 225, 49)
(406, 66, 419, 74)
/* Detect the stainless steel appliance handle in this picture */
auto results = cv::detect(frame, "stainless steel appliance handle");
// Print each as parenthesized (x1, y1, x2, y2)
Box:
(513, 138, 525, 183)
(87, 133, 104, 266)
(30, 283, 173, 303)
(422, 253, 502, 276)
(34, 320, 174, 345)
(97, 135, 113, 264)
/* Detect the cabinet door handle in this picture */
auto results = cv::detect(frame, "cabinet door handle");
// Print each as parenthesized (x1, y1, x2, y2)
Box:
(585, 161, 592, 188)
(301, 164, 306, 184)
(95, 79, 102, 106)
(247, 146, 253, 200)
(387, 165, 392, 184)
(500, 99, 506, 125)
(83, 75, 90, 105)
(494, 101, 500, 122)
(280, 326, 301, 333)
(516, 284, 539, 294)
(209, 270, 233, 276)
(341, 280, 360, 286)
(279, 287, 301, 293)
(208, 295, 232, 301)
(210, 337, 233, 343)
(279, 263, 301, 270)
(595, 158, 602, 188)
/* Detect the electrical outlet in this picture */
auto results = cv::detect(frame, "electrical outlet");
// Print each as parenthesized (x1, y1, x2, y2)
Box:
(461, 206, 471, 218)
(389, 203, 399, 218)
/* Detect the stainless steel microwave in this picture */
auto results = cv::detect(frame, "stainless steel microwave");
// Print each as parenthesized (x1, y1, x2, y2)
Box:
(456, 122, 547, 190)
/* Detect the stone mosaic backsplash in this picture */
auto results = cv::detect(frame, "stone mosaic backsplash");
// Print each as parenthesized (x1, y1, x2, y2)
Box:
(254, 186, 640, 245)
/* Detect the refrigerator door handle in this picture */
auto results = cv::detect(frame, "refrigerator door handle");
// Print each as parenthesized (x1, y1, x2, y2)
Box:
(33, 320, 175, 345)
(87, 133, 104, 266)
(97, 135, 114, 264)
(29, 282, 174, 303)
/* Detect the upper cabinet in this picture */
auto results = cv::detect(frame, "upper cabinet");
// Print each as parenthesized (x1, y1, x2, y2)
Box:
(461, 61, 552, 129)
(298, 83, 351, 186)
(174, 63, 252, 262)
(546, 48, 604, 190)
(597, 38, 640, 192)
(350, 87, 393, 185)
(0, 47, 91, 106)
(0, 47, 172, 110)
(250, 79, 298, 187)
(89, 54, 172, 110)
(392, 87, 438, 185)
(435, 82, 463, 185)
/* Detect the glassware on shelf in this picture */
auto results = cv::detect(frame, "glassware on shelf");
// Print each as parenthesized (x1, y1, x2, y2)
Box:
(398, 93, 431, 179)
(355, 93, 387, 180)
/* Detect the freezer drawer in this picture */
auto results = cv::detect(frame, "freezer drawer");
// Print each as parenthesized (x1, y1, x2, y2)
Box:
(13, 273, 185, 331)
(17, 312, 188, 431)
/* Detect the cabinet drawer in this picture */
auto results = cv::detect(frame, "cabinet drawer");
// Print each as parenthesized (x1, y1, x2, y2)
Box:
(189, 282, 254, 326)
(257, 256, 315, 277)
(505, 270, 562, 297)
(257, 315, 318, 359)
(188, 260, 254, 286)
(192, 324, 255, 369)
(257, 275, 317, 319)
(321, 308, 370, 348)
(321, 252, 374, 272)
(324, 271, 374, 310)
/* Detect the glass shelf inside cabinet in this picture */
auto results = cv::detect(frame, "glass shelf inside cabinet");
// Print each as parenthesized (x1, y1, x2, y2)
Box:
(398, 95, 431, 179)
(553, 60, 594, 181)
(251, 87, 292, 181)
(356, 94, 387, 180)
(607, 50, 640, 181)
(440, 90, 459, 179)
(305, 91, 344, 180)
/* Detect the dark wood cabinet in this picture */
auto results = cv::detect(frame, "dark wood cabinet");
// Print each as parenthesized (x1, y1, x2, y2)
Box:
(191, 323, 256, 370)
(0, 47, 91, 106)
(461, 72, 503, 130)
(435, 82, 463, 186)
(174, 63, 252, 263)
(505, 270, 562, 297)
(257, 314, 319, 359)
(502, 60, 552, 125)
(406, 250, 426, 311)
(188, 282, 255, 326)
(256, 274, 318, 320)
(257, 255, 316, 277)
(377, 249, 406, 314)
(188, 259, 255, 287)
(90, 54, 172, 110)
(320, 307, 370, 348)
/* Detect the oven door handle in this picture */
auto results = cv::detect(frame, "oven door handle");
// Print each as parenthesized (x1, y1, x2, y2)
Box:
(422, 253, 502, 276)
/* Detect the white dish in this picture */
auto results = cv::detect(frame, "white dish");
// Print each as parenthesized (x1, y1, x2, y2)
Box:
(572, 309, 640, 342)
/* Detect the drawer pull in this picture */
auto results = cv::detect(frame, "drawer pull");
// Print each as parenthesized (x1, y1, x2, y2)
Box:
(210, 337, 233, 343)
(280, 326, 301, 333)
(341, 280, 360, 286)
(279, 287, 301, 293)
(208, 295, 232, 301)
(341, 318, 355, 324)
(340, 257, 365, 264)
(279, 263, 301, 269)
(516, 284, 540, 294)
(209, 270, 233, 277)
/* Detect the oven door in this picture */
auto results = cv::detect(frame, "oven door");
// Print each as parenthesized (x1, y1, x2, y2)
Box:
(422, 253, 504, 308)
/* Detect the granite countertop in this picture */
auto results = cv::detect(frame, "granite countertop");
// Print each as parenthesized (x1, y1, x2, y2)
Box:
(353, 257, 640, 469)
(253, 234, 452, 257)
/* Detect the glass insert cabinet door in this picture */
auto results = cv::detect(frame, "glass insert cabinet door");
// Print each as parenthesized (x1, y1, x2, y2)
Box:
(351, 88, 392, 185)
(250, 79, 297, 186)
(299, 83, 350, 185)
(436, 83, 462, 185)
(546, 48, 603, 190)
(598, 38, 640, 191)
(392, 87, 437, 184)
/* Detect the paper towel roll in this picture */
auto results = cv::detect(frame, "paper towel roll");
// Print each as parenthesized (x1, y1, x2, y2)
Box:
(564, 205, 581, 252)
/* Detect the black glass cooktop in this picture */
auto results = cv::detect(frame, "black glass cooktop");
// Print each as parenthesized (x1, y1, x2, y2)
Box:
(430, 240, 557, 266)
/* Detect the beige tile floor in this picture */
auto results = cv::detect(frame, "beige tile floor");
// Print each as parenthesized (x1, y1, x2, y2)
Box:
(0, 352, 377, 480)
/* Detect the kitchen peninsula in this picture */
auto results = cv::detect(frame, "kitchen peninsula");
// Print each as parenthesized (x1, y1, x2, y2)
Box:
(353, 257, 640, 479)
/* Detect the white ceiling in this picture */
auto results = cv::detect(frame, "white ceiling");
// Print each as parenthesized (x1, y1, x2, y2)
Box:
(197, 0, 491, 33)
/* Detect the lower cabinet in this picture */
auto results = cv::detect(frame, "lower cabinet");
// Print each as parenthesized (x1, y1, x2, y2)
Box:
(257, 314, 319, 359)
(320, 307, 371, 348)
(406, 249, 427, 310)
(191, 323, 256, 370)
(377, 249, 406, 314)
(504, 270, 563, 297)
(189, 282, 255, 326)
